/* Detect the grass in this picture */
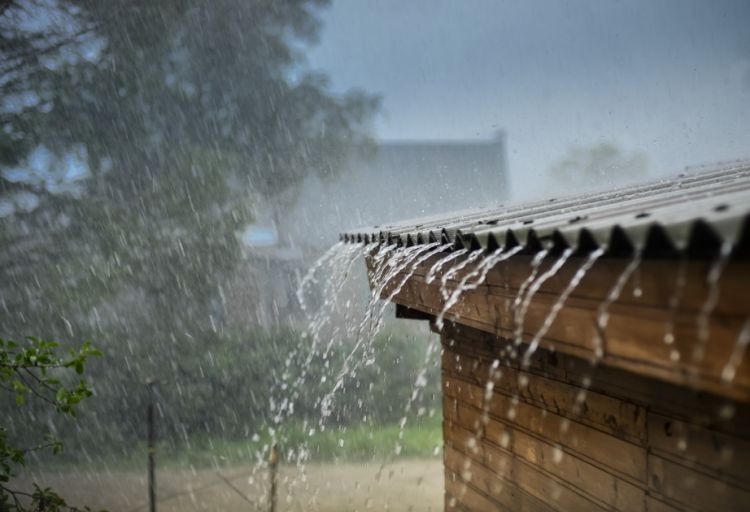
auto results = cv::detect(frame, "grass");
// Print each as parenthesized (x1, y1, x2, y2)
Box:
(29, 416, 443, 471)
(163, 415, 442, 468)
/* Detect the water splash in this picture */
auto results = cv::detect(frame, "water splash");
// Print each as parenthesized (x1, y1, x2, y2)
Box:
(721, 318, 750, 383)
(261, 241, 371, 485)
(321, 242, 442, 419)
(593, 249, 642, 361)
(522, 248, 604, 368)
(296, 241, 345, 314)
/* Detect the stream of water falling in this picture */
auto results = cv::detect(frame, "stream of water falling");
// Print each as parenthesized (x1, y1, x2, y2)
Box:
(358, 243, 439, 344)
(296, 241, 345, 314)
(593, 249, 642, 361)
(694, 241, 733, 362)
(513, 248, 573, 350)
(292, 243, 368, 391)
(425, 248, 468, 284)
(320, 243, 443, 420)
(511, 249, 548, 321)
(722, 318, 750, 383)
(521, 248, 605, 368)
(295, 240, 457, 471)
(435, 246, 523, 330)
(274, 242, 367, 431)
(367, 242, 447, 338)
(439, 249, 485, 300)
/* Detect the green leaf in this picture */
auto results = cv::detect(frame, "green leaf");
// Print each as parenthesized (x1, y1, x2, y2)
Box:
(56, 388, 68, 403)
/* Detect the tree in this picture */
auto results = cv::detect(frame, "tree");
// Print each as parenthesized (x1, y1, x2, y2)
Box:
(0, 0, 379, 447)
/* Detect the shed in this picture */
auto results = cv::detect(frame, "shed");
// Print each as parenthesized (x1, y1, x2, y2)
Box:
(341, 163, 750, 511)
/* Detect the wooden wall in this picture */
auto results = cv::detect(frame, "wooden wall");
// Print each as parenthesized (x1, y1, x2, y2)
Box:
(441, 322, 750, 512)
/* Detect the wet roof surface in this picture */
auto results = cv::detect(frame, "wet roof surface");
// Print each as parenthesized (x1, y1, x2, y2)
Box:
(340, 162, 750, 258)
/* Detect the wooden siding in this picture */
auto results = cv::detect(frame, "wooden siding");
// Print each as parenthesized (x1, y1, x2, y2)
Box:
(372, 251, 750, 400)
(441, 323, 750, 512)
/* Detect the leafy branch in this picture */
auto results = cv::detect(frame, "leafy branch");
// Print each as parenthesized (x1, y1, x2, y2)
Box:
(0, 336, 103, 512)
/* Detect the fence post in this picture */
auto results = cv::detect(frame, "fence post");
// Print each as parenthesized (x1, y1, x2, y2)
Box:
(268, 443, 279, 512)
(146, 379, 158, 512)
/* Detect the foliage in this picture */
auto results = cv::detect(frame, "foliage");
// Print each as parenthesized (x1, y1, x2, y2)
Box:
(0, 0, 380, 461)
(0, 336, 101, 511)
(11, 325, 440, 466)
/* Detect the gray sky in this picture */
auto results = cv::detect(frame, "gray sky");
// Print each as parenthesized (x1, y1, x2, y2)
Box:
(306, 0, 750, 199)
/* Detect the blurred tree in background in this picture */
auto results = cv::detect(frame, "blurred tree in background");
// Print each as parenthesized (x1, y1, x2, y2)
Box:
(546, 142, 648, 191)
(0, 0, 389, 454)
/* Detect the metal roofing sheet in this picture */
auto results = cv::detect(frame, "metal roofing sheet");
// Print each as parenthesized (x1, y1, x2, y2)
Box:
(340, 162, 750, 258)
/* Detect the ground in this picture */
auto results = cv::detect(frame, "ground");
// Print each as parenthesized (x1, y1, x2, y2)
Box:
(17, 459, 443, 511)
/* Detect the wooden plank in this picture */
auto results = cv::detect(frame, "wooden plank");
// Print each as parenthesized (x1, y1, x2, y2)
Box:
(509, 423, 646, 510)
(445, 445, 509, 501)
(446, 419, 646, 511)
(445, 471, 511, 512)
(442, 347, 648, 444)
(440, 322, 568, 381)
(447, 428, 612, 512)
(444, 373, 647, 481)
(501, 448, 609, 512)
(387, 260, 750, 399)
(549, 348, 750, 438)
(395, 303, 433, 320)
(645, 495, 692, 512)
(647, 412, 750, 489)
(443, 394, 458, 423)
(445, 447, 556, 512)
(399, 252, 750, 316)
(648, 454, 750, 512)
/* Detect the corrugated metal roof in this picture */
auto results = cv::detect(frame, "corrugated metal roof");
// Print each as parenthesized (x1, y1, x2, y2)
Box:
(340, 162, 750, 258)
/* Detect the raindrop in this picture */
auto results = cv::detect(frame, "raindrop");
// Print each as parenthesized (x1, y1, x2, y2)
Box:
(552, 445, 564, 464)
